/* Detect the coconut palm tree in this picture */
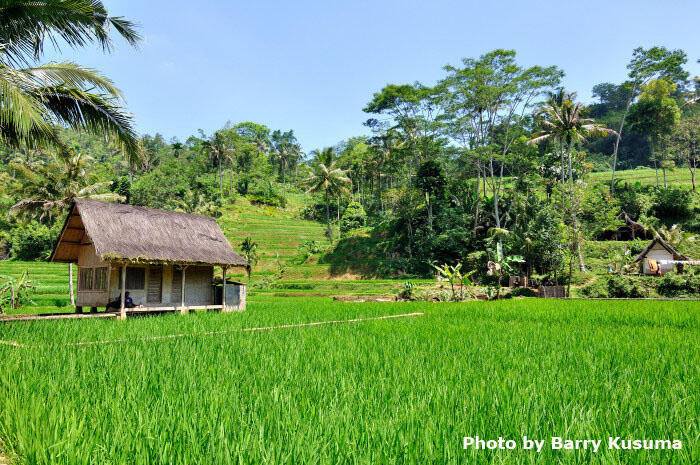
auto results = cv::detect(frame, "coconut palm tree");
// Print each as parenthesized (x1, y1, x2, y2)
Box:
(9, 149, 124, 221)
(0, 0, 142, 165)
(528, 91, 616, 273)
(10, 148, 124, 306)
(528, 90, 616, 182)
(201, 132, 230, 199)
(303, 147, 351, 245)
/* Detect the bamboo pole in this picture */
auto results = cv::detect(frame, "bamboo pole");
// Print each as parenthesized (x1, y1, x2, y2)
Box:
(180, 266, 187, 315)
(119, 264, 127, 320)
(222, 266, 228, 312)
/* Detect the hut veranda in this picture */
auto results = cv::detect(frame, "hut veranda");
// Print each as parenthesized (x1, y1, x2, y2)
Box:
(50, 199, 249, 319)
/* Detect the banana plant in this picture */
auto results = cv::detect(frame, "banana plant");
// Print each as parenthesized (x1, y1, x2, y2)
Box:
(0, 271, 35, 314)
(487, 242, 525, 299)
(432, 263, 476, 301)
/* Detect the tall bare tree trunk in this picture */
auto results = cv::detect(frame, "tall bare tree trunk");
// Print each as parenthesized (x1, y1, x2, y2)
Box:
(473, 162, 481, 228)
(426, 192, 433, 232)
(611, 90, 635, 194)
(690, 159, 696, 192)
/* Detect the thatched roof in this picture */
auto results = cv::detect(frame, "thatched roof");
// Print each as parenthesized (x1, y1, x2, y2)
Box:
(617, 212, 645, 232)
(50, 199, 248, 267)
(632, 237, 689, 263)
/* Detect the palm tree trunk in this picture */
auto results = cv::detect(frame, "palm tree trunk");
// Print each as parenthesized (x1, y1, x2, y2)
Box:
(218, 157, 223, 199)
(325, 189, 333, 245)
(560, 141, 565, 183)
(337, 195, 341, 240)
(282, 170, 287, 207)
(567, 140, 573, 182)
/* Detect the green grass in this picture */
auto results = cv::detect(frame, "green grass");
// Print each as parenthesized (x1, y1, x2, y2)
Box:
(0, 298, 698, 464)
(588, 167, 695, 187)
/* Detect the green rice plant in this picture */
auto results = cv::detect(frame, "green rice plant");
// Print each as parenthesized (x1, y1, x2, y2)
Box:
(0, 298, 697, 464)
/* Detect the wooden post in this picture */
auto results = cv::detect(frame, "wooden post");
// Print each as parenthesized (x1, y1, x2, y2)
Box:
(222, 266, 228, 312)
(119, 264, 127, 320)
(180, 266, 187, 315)
(69, 263, 75, 309)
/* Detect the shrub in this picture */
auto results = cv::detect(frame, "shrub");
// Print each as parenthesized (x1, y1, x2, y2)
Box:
(341, 201, 366, 232)
(247, 193, 283, 207)
(656, 274, 700, 297)
(9, 222, 56, 261)
(506, 287, 538, 298)
(605, 275, 650, 298)
(580, 278, 609, 298)
(652, 187, 692, 222)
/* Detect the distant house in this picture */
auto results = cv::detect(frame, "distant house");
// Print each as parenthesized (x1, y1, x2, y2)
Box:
(50, 199, 249, 318)
(632, 237, 688, 275)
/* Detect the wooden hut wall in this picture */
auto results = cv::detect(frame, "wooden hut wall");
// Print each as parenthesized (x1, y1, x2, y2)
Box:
(76, 244, 109, 307)
(642, 244, 675, 274)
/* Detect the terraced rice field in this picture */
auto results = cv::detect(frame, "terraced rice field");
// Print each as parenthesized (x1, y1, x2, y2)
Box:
(0, 261, 74, 314)
(587, 168, 695, 187)
(0, 298, 698, 464)
(217, 194, 335, 279)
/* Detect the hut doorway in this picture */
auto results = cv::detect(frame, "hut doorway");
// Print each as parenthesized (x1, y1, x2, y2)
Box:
(171, 268, 182, 304)
(147, 266, 163, 303)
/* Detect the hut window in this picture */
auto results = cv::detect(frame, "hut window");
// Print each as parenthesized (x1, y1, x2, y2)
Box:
(78, 268, 94, 291)
(125, 267, 146, 290)
(94, 267, 108, 291)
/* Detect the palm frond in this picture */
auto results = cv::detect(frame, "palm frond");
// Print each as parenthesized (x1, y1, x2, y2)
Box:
(30, 84, 143, 167)
(0, 0, 141, 66)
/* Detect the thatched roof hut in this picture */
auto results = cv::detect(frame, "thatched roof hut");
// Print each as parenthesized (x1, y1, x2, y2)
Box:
(604, 211, 647, 240)
(51, 198, 247, 266)
(632, 237, 688, 275)
(50, 199, 248, 317)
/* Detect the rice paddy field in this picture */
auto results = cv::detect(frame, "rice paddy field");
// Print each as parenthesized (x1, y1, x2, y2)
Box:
(1, 298, 698, 464)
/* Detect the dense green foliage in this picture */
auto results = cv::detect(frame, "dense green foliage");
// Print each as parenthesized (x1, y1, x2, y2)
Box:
(0, 298, 698, 464)
(2, 43, 700, 284)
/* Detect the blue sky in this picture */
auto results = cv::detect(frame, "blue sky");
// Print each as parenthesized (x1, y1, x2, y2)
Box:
(54, 0, 700, 152)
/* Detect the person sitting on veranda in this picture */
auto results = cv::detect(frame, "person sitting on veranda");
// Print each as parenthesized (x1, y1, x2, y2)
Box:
(106, 292, 136, 310)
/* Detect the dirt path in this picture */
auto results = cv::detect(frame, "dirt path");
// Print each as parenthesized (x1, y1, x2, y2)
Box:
(574, 276, 598, 289)
(0, 312, 425, 350)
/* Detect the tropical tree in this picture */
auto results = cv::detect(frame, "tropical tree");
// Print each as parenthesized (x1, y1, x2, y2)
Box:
(239, 237, 259, 284)
(0, 0, 143, 165)
(669, 116, 700, 191)
(529, 90, 616, 182)
(303, 147, 351, 245)
(628, 80, 681, 187)
(609, 47, 688, 193)
(201, 131, 230, 198)
(439, 50, 562, 231)
(9, 150, 124, 220)
(528, 91, 615, 272)
(9, 148, 123, 306)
